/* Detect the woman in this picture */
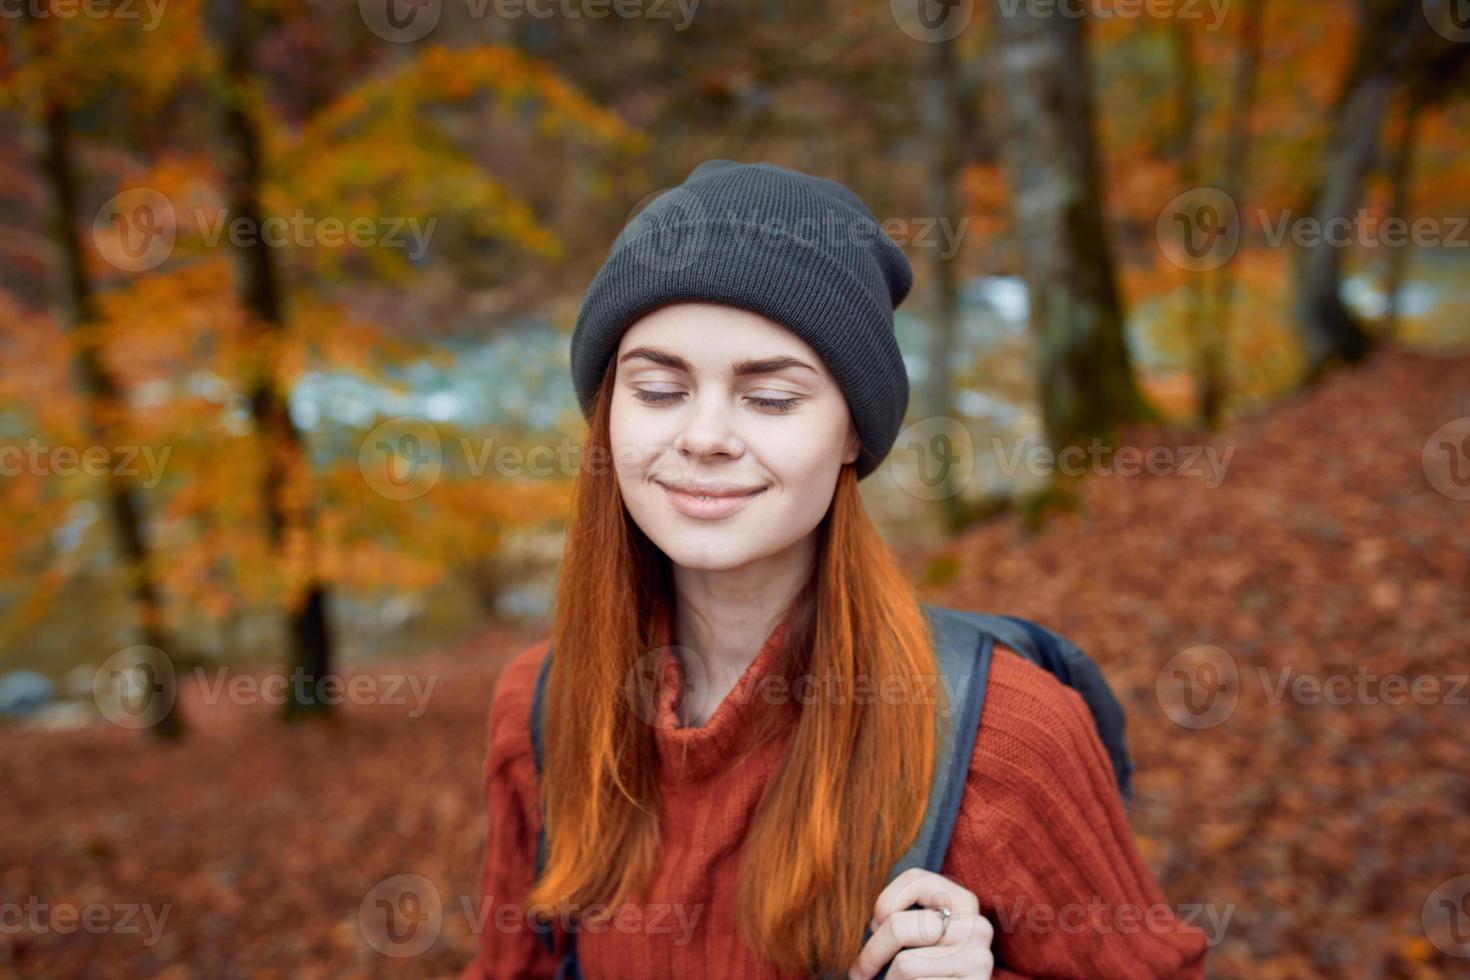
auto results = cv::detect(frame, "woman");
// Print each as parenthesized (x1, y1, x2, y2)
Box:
(462, 160, 1208, 978)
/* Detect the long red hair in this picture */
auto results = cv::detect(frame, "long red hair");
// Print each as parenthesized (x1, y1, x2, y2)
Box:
(527, 364, 946, 974)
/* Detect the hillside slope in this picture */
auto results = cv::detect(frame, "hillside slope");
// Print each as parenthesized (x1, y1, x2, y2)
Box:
(2, 346, 1467, 978)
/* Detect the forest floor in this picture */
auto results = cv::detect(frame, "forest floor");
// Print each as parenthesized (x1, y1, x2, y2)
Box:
(3, 345, 1468, 979)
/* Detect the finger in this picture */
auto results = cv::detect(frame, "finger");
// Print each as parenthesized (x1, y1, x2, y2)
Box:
(849, 909, 984, 980)
(871, 868, 940, 921)
(870, 870, 979, 932)
(871, 868, 930, 922)
(887, 943, 994, 980)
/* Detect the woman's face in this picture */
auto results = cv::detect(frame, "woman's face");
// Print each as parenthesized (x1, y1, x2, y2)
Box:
(608, 302, 860, 572)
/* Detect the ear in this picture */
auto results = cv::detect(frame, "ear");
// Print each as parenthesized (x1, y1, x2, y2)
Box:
(842, 423, 861, 466)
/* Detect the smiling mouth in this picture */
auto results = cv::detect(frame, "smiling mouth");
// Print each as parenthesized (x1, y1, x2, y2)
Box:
(656, 483, 762, 498)
(656, 481, 767, 519)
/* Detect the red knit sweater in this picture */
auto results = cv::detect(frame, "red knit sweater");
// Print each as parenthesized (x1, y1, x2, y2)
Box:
(462, 608, 1208, 978)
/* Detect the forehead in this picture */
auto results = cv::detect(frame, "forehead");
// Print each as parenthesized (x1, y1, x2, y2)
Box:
(616, 303, 820, 368)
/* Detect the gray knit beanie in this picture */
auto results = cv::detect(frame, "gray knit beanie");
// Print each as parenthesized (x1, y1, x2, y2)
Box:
(569, 159, 914, 479)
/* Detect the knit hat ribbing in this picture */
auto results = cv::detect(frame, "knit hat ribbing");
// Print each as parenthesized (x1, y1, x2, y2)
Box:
(569, 159, 914, 480)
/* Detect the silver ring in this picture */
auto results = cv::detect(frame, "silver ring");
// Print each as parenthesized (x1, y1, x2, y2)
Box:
(936, 904, 952, 944)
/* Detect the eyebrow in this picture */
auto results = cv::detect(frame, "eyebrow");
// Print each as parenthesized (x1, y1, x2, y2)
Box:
(618, 346, 818, 377)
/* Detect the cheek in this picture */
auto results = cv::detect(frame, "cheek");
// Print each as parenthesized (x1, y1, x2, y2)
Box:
(758, 443, 842, 543)
(757, 412, 851, 475)
(609, 404, 665, 473)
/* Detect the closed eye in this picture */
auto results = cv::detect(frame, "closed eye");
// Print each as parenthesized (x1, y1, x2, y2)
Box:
(633, 389, 683, 405)
(632, 390, 801, 413)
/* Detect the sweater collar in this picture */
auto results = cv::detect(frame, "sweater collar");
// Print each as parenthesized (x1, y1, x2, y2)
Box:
(650, 603, 796, 782)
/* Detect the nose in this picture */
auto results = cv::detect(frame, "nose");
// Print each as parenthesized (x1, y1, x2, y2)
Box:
(672, 388, 745, 466)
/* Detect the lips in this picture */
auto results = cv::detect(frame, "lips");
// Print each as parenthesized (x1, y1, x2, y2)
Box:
(656, 480, 767, 520)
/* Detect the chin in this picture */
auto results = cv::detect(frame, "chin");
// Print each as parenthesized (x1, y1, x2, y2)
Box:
(654, 534, 763, 572)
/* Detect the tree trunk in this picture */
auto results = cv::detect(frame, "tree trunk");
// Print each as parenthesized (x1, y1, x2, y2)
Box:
(1377, 26, 1470, 334)
(23, 7, 183, 738)
(209, 0, 335, 720)
(919, 30, 966, 527)
(1209, 0, 1265, 423)
(1292, 0, 1427, 378)
(1381, 91, 1422, 337)
(989, 0, 1150, 454)
(1292, 75, 1391, 373)
(1168, 17, 1218, 429)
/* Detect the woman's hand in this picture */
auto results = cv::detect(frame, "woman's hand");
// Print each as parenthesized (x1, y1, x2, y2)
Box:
(847, 868, 995, 980)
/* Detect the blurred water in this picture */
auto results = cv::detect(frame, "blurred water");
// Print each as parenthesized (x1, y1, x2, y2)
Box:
(292, 316, 578, 443)
(1341, 274, 1440, 320)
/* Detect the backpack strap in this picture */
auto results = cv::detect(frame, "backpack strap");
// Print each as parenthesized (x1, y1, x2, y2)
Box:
(529, 648, 579, 973)
(1006, 613, 1132, 798)
(862, 604, 996, 980)
(969, 611, 1134, 799)
(530, 647, 552, 884)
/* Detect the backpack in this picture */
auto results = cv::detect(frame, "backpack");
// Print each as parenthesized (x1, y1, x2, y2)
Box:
(525, 603, 1134, 979)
